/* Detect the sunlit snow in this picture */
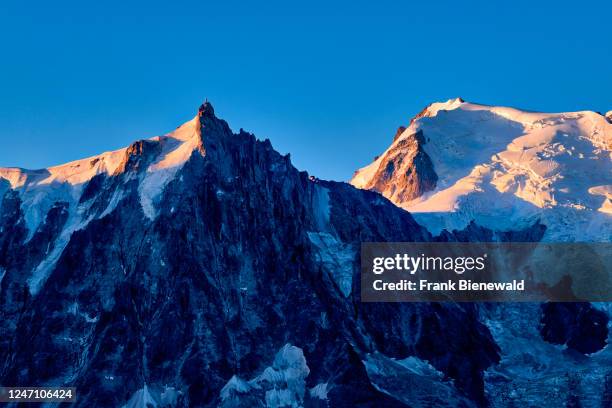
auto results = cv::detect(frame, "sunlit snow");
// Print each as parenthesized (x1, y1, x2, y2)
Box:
(352, 99, 612, 241)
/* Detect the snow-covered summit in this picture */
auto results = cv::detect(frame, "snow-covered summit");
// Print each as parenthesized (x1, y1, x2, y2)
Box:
(0, 104, 216, 233)
(351, 99, 612, 241)
(411, 97, 465, 121)
(0, 103, 232, 295)
(0, 101, 245, 294)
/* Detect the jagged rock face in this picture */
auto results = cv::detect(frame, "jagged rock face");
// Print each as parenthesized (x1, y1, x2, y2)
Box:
(355, 129, 438, 203)
(0, 107, 500, 407)
(540, 302, 609, 355)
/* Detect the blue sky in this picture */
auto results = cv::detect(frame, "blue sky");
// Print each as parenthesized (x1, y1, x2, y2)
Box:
(1, 0, 610, 181)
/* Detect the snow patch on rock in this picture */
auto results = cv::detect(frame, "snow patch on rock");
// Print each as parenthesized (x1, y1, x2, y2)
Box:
(27, 205, 95, 295)
(220, 344, 310, 408)
(221, 375, 258, 400)
(139, 116, 202, 220)
(308, 383, 328, 400)
(363, 352, 474, 407)
(121, 384, 157, 408)
(307, 232, 354, 297)
(311, 184, 331, 231)
(120, 384, 180, 408)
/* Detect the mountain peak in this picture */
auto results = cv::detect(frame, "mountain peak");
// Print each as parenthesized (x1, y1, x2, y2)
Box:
(410, 97, 465, 124)
(425, 97, 465, 114)
(198, 100, 215, 119)
(352, 99, 612, 241)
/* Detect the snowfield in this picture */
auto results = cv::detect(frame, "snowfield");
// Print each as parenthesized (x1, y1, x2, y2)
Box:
(0, 113, 205, 293)
(352, 98, 612, 241)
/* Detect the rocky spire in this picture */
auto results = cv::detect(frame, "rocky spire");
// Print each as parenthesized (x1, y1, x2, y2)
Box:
(198, 99, 215, 119)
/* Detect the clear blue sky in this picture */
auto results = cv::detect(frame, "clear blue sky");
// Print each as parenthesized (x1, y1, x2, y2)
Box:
(1, 0, 610, 181)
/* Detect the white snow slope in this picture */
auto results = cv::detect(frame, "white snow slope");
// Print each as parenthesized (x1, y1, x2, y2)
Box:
(0, 115, 203, 294)
(352, 98, 612, 241)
